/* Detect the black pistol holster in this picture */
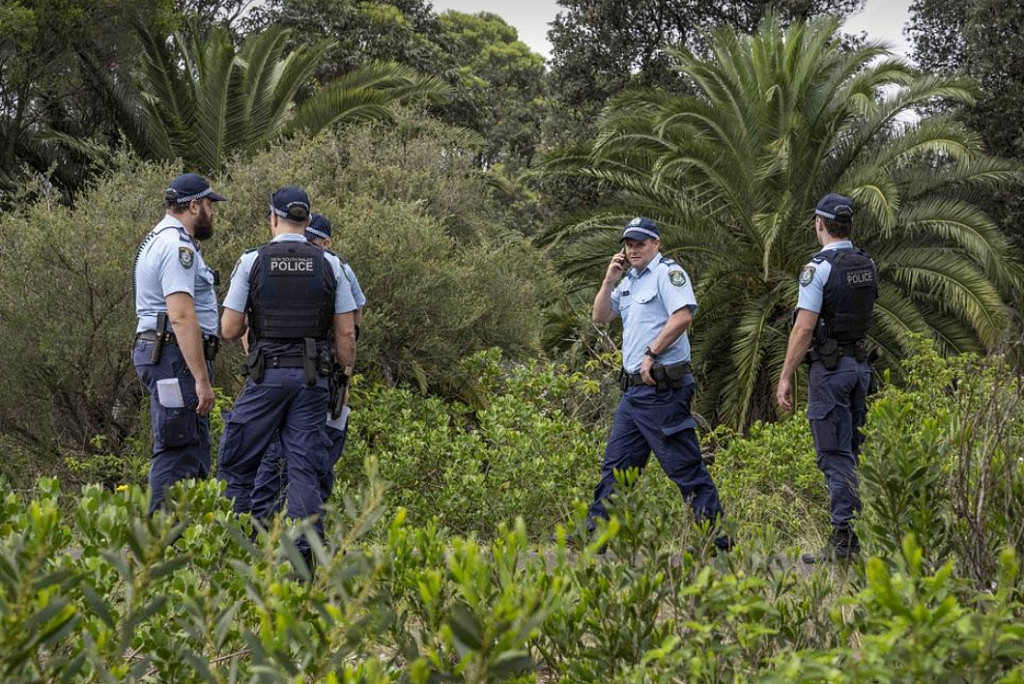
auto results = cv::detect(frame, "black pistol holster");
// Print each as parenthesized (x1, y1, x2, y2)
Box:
(651, 361, 691, 391)
(246, 349, 266, 383)
(328, 366, 350, 420)
(150, 312, 168, 364)
(203, 335, 220, 361)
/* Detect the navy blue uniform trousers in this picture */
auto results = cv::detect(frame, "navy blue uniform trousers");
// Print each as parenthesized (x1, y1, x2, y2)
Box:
(807, 355, 871, 530)
(133, 341, 211, 514)
(250, 424, 347, 521)
(217, 368, 330, 547)
(588, 378, 724, 532)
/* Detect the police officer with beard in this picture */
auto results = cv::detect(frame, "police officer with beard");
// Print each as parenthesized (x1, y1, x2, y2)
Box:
(133, 173, 226, 514)
(217, 188, 357, 570)
(776, 193, 877, 563)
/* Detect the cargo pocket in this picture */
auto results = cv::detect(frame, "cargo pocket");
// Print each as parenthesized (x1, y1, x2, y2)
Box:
(156, 406, 197, 450)
(661, 416, 697, 437)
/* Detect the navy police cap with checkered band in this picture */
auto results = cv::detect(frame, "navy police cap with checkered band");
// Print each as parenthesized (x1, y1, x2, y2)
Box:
(620, 216, 659, 242)
(306, 213, 332, 240)
(814, 193, 854, 224)
(164, 173, 227, 204)
(269, 186, 311, 222)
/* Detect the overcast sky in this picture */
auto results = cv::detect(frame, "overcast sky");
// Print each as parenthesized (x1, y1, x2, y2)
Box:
(430, 0, 913, 61)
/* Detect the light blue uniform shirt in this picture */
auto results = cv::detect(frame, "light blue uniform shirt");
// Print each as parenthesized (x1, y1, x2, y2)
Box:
(134, 215, 219, 336)
(338, 261, 366, 310)
(796, 240, 854, 314)
(223, 233, 357, 314)
(611, 253, 698, 373)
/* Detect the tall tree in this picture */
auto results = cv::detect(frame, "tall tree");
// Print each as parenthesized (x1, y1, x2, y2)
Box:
(907, 0, 1024, 248)
(541, 15, 1023, 428)
(0, 0, 170, 196)
(80, 22, 449, 174)
(437, 11, 547, 170)
(547, 0, 864, 116)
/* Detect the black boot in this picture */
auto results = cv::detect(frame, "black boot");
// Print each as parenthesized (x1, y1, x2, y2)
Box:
(801, 528, 860, 564)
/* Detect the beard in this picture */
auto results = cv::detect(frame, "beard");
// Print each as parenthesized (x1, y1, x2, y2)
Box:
(193, 209, 214, 241)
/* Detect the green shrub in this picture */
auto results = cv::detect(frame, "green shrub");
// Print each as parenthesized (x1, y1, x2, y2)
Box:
(859, 336, 1024, 588)
(4, 470, 1024, 683)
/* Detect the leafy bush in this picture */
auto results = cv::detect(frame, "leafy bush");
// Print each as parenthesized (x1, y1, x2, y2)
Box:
(859, 336, 1024, 587)
(4, 472, 1024, 683)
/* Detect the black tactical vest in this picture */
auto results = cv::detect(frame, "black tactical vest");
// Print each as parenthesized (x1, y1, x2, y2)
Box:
(247, 240, 336, 351)
(817, 247, 877, 344)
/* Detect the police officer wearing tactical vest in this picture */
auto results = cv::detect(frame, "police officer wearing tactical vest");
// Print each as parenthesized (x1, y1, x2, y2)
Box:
(775, 193, 877, 563)
(249, 212, 366, 522)
(588, 217, 729, 551)
(133, 172, 226, 514)
(217, 188, 357, 566)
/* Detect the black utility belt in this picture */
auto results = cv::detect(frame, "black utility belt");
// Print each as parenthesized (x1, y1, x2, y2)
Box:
(136, 330, 220, 360)
(805, 340, 866, 369)
(620, 361, 691, 392)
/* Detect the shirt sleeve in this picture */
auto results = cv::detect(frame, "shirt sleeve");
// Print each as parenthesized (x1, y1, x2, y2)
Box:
(330, 256, 357, 314)
(222, 252, 257, 312)
(155, 236, 197, 299)
(796, 260, 831, 313)
(658, 265, 698, 315)
(610, 280, 622, 316)
(343, 263, 366, 309)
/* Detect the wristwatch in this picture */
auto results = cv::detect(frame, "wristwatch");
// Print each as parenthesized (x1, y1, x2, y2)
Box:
(644, 346, 658, 359)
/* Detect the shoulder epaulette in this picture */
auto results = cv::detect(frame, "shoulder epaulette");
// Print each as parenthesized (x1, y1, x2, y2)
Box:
(810, 254, 827, 264)
(658, 256, 677, 266)
(324, 248, 347, 264)
(244, 246, 259, 254)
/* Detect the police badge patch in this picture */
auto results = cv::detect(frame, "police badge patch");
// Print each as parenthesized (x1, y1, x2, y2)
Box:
(179, 247, 195, 269)
(668, 270, 686, 286)
(799, 265, 815, 286)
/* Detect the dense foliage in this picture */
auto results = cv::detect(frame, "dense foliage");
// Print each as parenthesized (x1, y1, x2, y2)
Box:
(3, 344, 1024, 681)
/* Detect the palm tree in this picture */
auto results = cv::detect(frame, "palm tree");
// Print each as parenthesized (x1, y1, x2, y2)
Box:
(79, 22, 449, 173)
(540, 15, 1023, 429)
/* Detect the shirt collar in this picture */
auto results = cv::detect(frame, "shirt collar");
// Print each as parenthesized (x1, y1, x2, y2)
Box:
(271, 233, 309, 243)
(820, 240, 853, 253)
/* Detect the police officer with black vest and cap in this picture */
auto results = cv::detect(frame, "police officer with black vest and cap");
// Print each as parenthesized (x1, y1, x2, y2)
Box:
(217, 187, 357, 570)
(776, 193, 877, 563)
(133, 172, 226, 514)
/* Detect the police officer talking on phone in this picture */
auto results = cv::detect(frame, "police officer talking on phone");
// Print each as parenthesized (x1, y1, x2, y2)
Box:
(587, 217, 729, 551)
(133, 173, 226, 514)
(217, 188, 357, 571)
(775, 193, 877, 563)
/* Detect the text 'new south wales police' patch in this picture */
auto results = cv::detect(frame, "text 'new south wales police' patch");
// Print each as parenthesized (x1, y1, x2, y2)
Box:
(799, 265, 815, 286)
(178, 247, 195, 269)
(668, 270, 686, 287)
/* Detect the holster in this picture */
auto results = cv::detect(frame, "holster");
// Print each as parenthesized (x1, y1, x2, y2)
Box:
(808, 338, 840, 370)
(150, 312, 168, 364)
(651, 362, 690, 392)
(328, 366, 349, 420)
(203, 335, 220, 361)
(246, 349, 266, 383)
(302, 338, 317, 386)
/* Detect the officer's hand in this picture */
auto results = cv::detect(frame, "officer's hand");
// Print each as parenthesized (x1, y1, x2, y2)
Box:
(195, 379, 216, 416)
(640, 354, 656, 385)
(605, 251, 627, 282)
(775, 378, 792, 412)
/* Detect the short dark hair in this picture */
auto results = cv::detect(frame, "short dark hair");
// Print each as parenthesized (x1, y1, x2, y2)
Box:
(821, 216, 852, 238)
(165, 197, 191, 213)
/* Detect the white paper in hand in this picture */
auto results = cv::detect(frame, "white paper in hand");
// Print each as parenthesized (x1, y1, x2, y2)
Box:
(326, 405, 350, 431)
